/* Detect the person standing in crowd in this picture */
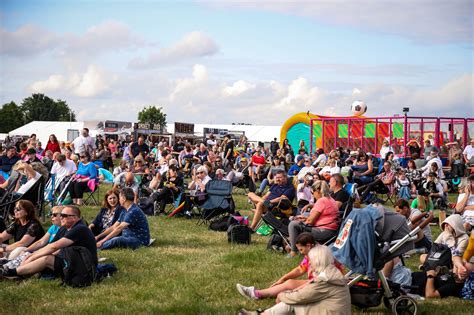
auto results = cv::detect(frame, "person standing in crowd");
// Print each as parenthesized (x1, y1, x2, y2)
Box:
(270, 138, 280, 157)
(43, 134, 61, 156)
(71, 128, 96, 156)
(129, 136, 150, 160)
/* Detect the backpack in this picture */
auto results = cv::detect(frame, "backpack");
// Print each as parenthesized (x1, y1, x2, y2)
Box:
(138, 198, 155, 216)
(227, 224, 251, 245)
(61, 246, 96, 287)
(422, 243, 453, 272)
(95, 263, 118, 283)
(209, 215, 232, 231)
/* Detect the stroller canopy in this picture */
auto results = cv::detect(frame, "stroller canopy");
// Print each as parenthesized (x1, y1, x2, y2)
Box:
(331, 205, 413, 277)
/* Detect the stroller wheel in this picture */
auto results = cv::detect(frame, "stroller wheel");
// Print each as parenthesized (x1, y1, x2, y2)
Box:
(391, 296, 417, 315)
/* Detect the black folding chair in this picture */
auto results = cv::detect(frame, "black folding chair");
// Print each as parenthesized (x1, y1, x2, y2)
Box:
(197, 180, 235, 225)
(0, 175, 45, 225)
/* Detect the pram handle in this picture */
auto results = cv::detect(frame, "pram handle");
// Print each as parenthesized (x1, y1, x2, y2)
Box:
(387, 226, 421, 254)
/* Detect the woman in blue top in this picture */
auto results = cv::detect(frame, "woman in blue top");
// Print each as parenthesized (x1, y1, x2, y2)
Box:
(89, 189, 124, 236)
(68, 151, 98, 206)
(351, 153, 374, 186)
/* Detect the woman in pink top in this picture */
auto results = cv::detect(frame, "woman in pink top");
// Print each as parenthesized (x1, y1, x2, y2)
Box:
(288, 180, 339, 256)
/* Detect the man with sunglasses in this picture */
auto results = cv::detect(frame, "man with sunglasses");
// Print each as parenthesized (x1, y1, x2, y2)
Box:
(96, 188, 150, 250)
(1, 205, 97, 279)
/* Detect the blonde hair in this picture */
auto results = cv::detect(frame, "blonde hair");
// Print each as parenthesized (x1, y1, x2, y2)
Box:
(312, 180, 331, 197)
(308, 245, 334, 274)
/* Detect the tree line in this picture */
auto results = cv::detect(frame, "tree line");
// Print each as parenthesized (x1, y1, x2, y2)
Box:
(0, 93, 168, 134)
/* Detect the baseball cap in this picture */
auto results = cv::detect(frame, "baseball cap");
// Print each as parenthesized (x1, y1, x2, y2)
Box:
(296, 155, 305, 162)
(26, 148, 37, 154)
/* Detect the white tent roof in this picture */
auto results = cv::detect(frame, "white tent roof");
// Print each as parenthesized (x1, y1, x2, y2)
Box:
(8, 121, 85, 145)
(167, 123, 280, 143)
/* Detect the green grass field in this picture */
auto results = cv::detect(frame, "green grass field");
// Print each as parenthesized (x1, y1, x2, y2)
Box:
(0, 184, 472, 314)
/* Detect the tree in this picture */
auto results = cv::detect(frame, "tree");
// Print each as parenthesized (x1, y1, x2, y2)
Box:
(138, 106, 167, 129)
(0, 101, 24, 133)
(21, 93, 76, 123)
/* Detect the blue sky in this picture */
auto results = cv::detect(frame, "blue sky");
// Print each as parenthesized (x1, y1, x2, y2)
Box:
(1, 0, 472, 124)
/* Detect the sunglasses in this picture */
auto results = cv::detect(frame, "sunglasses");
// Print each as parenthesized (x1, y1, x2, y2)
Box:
(197, 171, 204, 174)
(80, 156, 86, 158)
(48, 212, 61, 217)
(13, 207, 23, 212)
(60, 213, 77, 218)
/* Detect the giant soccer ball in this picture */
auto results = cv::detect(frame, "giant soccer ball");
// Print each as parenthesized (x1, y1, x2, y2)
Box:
(351, 100, 367, 116)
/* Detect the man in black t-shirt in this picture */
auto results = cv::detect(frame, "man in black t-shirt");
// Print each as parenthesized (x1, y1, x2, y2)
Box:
(129, 136, 150, 159)
(329, 174, 349, 213)
(412, 270, 464, 298)
(2, 205, 97, 278)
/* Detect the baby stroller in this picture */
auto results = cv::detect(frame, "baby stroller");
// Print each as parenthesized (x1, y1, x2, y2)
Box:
(332, 205, 421, 315)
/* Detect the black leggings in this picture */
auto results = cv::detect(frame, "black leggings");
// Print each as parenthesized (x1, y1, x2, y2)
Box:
(68, 181, 91, 199)
(150, 187, 174, 213)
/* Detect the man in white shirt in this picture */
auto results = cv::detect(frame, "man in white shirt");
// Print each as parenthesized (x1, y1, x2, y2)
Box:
(50, 154, 77, 179)
(421, 149, 443, 179)
(71, 128, 96, 156)
(463, 138, 474, 165)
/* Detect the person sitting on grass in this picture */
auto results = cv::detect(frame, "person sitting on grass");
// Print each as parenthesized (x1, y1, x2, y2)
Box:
(247, 170, 295, 231)
(89, 189, 125, 236)
(455, 174, 474, 232)
(236, 232, 317, 300)
(0, 200, 45, 259)
(0, 205, 97, 279)
(238, 245, 351, 315)
(288, 180, 339, 257)
(96, 188, 150, 250)
(420, 214, 469, 281)
(1, 206, 64, 271)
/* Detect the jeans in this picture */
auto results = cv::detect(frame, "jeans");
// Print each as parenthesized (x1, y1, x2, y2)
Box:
(102, 236, 143, 250)
(259, 179, 269, 192)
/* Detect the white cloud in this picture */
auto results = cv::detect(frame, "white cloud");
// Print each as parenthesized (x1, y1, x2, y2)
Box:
(29, 74, 66, 93)
(0, 20, 147, 58)
(205, 0, 473, 44)
(222, 80, 256, 97)
(29, 65, 116, 98)
(64, 20, 147, 55)
(129, 31, 218, 69)
(0, 25, 60, 56)
(26, 63, 474, 124)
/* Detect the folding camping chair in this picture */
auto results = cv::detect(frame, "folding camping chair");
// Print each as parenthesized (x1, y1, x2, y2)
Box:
(84, 180, 100, 206)
(0, 176, 45, 224)
(197, 180, 235, 225)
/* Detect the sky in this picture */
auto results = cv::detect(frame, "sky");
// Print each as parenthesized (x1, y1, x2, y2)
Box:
(0, 0, 473, 125)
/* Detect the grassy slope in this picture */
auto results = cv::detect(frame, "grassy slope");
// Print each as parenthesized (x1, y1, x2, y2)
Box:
(0, 185, 472, 314)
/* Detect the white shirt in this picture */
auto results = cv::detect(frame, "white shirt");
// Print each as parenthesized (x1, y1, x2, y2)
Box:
(313, 154, 327, 167)
(51, 160, 77, 179)
(319, 165, 341, 176)
(297, 166, 315, 180)
(463, 145, 474, 160)
(17, 171, 41, 195)
(380, 145, 394, 159)
(72, 135, 96, 155)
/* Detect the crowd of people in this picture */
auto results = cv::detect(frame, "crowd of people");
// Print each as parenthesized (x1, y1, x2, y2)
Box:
(1, 130, 474, 311)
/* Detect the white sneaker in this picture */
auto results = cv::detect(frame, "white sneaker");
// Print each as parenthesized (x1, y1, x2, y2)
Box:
(236, 283, 258, 300)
